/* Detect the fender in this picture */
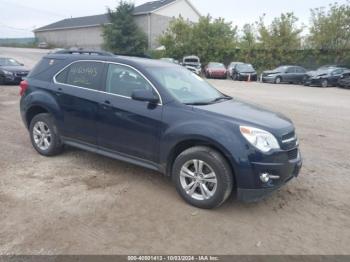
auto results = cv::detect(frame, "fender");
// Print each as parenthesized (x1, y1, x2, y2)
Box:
(22, 88, 63, 129)
(159, 119, 245, 177)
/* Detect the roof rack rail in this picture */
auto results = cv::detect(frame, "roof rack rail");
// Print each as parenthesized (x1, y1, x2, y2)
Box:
(53, 50, 114, 56)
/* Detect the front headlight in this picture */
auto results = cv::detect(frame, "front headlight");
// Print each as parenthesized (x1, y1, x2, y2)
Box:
(240, 126, 280, 153)
(2, 70, 13, 75)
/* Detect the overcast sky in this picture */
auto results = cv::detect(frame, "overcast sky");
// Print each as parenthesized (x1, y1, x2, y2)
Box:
(0, 0, 347, 38)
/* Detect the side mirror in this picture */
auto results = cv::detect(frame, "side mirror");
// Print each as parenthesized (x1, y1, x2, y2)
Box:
(20, 63, 24, 66)
(132, 89, 159, 104)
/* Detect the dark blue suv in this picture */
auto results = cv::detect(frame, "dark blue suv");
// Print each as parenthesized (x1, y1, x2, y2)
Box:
(20, 50, 302, 209)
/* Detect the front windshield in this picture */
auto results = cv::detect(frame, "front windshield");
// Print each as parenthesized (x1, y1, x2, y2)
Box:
(237, 64, 254, 71)
(148, 66, 229, 105)
(184, 58, 200, 64)
(209, 63, 225, 69)
(0, 58, 21, 66)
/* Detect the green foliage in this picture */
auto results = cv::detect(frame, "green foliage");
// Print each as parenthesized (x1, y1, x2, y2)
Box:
(308, 1, 350, 50)
(159, 15, 237, 64)
(156, 2, 350, 70)
(103, 1, 148, 55)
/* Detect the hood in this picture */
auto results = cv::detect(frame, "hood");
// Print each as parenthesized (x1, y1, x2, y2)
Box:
(263, 70, 280, 75)
(0, 65, 29, 72)
(194, 99, 293, 135)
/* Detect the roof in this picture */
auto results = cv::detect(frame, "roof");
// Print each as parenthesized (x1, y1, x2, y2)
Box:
(35, 14, 110, 32)
(35, 0, 178, 32)
(133, 0, 177, 15)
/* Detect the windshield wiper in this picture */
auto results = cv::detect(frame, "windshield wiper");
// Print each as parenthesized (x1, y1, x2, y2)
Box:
(211, 96, 233, 103)
(185, 102, 213, 106)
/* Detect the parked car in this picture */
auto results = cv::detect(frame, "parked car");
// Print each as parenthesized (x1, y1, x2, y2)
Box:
(304, 67, 348, 87)
(38, 42, 49, 49)
(160, 58, 178, 64)
(20, 50, 302, 209)
(0, 57, 29, 85)
(204, 62, 227, 79)
(337, 71, 350, 89)
(182, 55, 202, 75)
(262, 66, 307, 84)
(232, 63, 258, 81)
(227, 62, 243, 79)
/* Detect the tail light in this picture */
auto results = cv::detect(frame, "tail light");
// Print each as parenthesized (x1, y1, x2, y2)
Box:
(19, 80, 28, 96)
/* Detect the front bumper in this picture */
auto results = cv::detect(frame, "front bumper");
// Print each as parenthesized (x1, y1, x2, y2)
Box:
(304, 78, 322, 86)
(262, 76, 276, 83)
(236, 149, 302, 202)
(2, 74, 27, 84)
(237, 74, 257, 81)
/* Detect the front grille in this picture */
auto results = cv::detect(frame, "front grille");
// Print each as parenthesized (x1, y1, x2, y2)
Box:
(15, 72, 28, 77)
(288, 148, 299, 160)
(282, 131, 296, 142)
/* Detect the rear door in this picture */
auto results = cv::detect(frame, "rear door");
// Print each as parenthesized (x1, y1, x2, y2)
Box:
(97, 63, 163, 162)
(52, 60, 106, 145)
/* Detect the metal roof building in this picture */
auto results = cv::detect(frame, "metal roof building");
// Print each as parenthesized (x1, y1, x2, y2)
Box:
(34, 0, 200, 49)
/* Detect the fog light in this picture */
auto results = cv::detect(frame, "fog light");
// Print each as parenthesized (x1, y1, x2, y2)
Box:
(260, 173, 270, 183)
(260, 173, 280, 183)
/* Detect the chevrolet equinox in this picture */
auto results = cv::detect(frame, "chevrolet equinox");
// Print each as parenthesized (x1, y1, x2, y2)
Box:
(20, 50, 302, 209)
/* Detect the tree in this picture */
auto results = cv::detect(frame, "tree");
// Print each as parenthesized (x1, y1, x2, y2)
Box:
(103, 1, 148, 55)
(308, 1, 350, 51)
(159, 15, 237, 64)
(257, 13, 303, 51)
(240, 24, 256, 49)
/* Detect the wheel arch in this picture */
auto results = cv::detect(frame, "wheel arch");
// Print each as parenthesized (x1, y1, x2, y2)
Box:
(165, 138, 237, 185)
(25, 105, 50, 128)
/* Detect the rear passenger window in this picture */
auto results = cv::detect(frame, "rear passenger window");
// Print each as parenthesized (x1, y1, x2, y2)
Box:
(106, 64, 153, 97)
(55, 61, 104, 91)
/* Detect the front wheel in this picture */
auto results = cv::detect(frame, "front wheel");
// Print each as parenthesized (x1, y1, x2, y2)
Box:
(29, 113, 63, 156)
(275, 77, 282, 84)
(321, 79, 328, 88)
(172, 146, 234, 209)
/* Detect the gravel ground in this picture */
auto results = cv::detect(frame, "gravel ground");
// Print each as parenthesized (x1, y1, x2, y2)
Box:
(0, 47, 349, 255)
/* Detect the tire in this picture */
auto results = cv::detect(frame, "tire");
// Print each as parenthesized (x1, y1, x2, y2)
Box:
(321, 79, 328, 88)
(275, 77, 282, 84)
(172, 146, 234, 209)
(29, 113, 63, 156)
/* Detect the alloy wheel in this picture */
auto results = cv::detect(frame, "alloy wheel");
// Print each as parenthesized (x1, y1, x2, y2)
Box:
(179, 159, 218, 201)
(33, 121, 52, 151)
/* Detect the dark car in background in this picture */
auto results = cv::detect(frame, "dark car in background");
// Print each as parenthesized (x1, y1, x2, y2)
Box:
(19, 50, 301, 209)
(227, 62, 243, 79)
(304, 67, 348, 87)
(205, 62, 227, 79)
(232, 63, 257, 81)
(262, 66, 307, 84)
(0, 57, 30, 85)
(337, 70, 350, 89)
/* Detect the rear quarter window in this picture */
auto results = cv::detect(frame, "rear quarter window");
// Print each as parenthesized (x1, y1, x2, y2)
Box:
(28, 58, 65, 80)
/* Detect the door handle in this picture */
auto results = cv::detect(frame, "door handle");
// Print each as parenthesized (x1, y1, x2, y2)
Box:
(101, 100, 111, 110)
(55, 87, 63, 97)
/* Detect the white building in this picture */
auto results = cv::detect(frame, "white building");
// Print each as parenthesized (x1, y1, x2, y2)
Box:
(34, 0, 201, 50)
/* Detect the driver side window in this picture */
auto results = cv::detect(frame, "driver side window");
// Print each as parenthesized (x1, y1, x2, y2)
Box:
(106, 64, 153, 97)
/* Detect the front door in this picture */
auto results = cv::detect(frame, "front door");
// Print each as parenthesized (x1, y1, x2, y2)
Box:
(97, 63, 163, 162)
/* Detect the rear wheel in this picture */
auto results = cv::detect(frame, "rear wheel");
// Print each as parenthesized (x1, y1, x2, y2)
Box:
(172, 146, 233, 209)
(29, 113, 63, 156)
